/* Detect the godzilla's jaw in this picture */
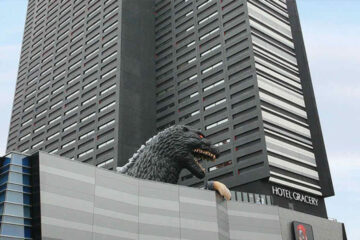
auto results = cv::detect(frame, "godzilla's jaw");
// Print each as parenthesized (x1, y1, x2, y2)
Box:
(186, 157, 206, 179)
(185, 148, 218, 179)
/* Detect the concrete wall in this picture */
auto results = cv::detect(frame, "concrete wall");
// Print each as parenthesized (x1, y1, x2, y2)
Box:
(36, 152, 344, 240)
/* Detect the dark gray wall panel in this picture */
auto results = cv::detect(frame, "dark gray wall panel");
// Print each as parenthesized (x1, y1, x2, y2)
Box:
(118, 0, 156, 167)
(37, 152, 344, 240)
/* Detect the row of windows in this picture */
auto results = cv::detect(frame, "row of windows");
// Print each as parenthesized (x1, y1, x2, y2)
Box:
(17, 87, 116, 130)
(21, 130, 115, 164)
(16, 1, 118, 86)
(18, 104, 116, 150)
(154, 0, 269, 187)
(248, 0, 322, 196)
(9, 35, 118, 136)
(155, 2, 247, 89)
(9, 40, 118, 147)
(10, 0, 120, 108)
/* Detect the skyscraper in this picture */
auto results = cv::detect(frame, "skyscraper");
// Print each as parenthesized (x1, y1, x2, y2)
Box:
(7, 0, 333, 217)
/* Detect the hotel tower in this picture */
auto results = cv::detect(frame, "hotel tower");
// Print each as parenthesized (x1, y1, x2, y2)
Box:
(6, 0, 333, 217)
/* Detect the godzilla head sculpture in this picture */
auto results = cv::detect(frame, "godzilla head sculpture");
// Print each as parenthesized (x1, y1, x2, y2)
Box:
(117, 125, 219, 184)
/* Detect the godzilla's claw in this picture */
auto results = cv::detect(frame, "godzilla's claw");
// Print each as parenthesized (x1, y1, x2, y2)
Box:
(213, 181, 231, 201)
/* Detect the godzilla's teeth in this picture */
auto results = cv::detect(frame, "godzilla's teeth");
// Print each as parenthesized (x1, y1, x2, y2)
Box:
(194, 156, 205, 173)
(194, 148, 216, 162)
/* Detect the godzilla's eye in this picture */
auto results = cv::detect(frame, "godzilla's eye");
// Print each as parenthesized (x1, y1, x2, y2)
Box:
(199, 134, 204, 139)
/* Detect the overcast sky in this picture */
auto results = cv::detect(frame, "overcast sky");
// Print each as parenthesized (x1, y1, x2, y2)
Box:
(0, 1, 359, 238)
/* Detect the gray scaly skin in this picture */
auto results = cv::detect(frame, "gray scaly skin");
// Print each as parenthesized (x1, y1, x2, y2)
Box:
(117, 125, 219, 184)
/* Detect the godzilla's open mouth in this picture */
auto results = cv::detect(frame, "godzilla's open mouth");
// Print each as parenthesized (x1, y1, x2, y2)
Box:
(192, 148, 217, 173)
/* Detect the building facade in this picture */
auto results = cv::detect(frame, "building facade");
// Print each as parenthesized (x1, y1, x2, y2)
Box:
(7, 0, 333, 217)
(0, 152, 348, 240)
(153, 0, 333, 217)
(6, 0, 156, 171)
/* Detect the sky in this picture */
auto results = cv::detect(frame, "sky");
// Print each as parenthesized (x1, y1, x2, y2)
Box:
(0, 0, 359, 238)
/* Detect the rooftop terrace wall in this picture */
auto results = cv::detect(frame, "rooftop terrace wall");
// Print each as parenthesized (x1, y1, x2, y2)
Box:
(36, 151, 344, 240)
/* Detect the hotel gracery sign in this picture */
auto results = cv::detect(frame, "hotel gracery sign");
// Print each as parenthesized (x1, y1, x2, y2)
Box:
(272, 186, 319, 206)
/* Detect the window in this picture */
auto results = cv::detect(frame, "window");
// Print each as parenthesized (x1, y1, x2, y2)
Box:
(25, 90, 36, 99)
(198, 0, 212, 10)
(21, 119, 32, 127)
(32, 140, 44, 149)
(186, 25, 194, 32)
(200, 44, 221, 57)
(103, 36, 118, 48)
(97, 158, 114, 168)
(79, 130, 95, 140)
(104, 7, 119, 19)
(65, 106, 79, 115)
(62, 140, 76, 149)
(52, 85, 64, 94)
(213, 139, 230, 147)
(37, 94, 49, 103)
(47, 132, 60, 140)
(63, 123, 77, 132)
(191, 110, 199, 116)
(185, 10, 193, 17)
(84, 64, 98, 75)
(205, 118, 228, 130)
(34, 125, 45, 133)
(69, 60, 81, 70)
(87, 19, 101, 31)
(69, 45, 83, 56)
(66, 90, 79, 100)
(19, 133, 31, 141)
(83, 79, 98, 89)
(49, 149, 59, 154)
(80, 112, 95, 122)
(98, 119, 115, 130)
(199, 27, 219, 41)
(204, 98, 226, 110)
(99, 102, 115, 112)
(199, 12, 218, 25)
(82, 95, 96, 106)
(208, 160, 232, 172)
(202, 61, 223, 74)
(98, 139, 114, 149)
(190, 92, 198, 98)
(100, 84, 116, 95)
(67, 75, 81, 85)
(85, 48, 99, 59)
(187, 41, 195, 47)
(102, 51, 117, 63)
(101, 67, 116, 79)
(203, 79, 224, 92)
(78, 149, 94, 158)
(49, 115, 61, 125)
(50, 100, 63, 109)
(23, 104, 34, 112)
(103, 20, 118, 33)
